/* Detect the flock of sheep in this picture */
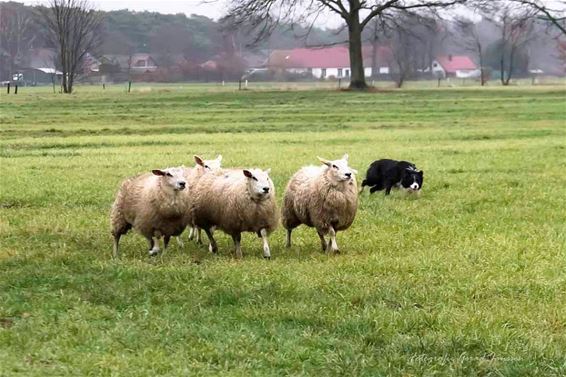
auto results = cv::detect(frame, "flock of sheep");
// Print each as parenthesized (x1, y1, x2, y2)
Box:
(110, 154, 358, 258)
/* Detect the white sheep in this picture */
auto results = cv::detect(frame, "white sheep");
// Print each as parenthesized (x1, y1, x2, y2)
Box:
(110, 166, 190, 257)
(182, 154, 222, 244)
(282, 154, 358, 253)
(192, 168, 279, 259)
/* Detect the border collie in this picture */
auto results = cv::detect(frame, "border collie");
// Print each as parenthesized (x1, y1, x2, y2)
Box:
(360, 159, 424, 195)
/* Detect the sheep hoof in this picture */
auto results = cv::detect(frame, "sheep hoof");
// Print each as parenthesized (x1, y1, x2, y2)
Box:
(263, 255, 271, 260)
(149, 248, 161, 256)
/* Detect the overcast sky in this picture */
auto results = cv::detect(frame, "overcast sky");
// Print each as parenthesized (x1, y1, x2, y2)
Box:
(10, 0, 231, 21)
(5, 0, 565, 28)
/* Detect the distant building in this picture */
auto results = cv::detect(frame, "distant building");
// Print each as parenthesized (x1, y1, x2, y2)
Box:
(129, 53, 158, 73)
(267, 45, 393, 79)
(432, 55, 478, 79)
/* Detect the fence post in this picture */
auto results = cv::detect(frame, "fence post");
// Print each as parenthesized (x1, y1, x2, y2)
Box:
(338, 78, 341, 89)
(245, 79, 248, 88)
(6, 83, 10, 94)
(103, 83, 106, 90)
(238, 80, 242, 91)
(14, 85, 18, 94)
(128, 81, 132, 93)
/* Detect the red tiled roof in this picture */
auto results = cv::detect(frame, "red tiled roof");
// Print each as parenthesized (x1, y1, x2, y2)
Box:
(268, 45, 392, 69)
(436, 55, 476, 72)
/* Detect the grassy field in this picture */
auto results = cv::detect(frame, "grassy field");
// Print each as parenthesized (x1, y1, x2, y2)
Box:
(1, 84, 565, 376)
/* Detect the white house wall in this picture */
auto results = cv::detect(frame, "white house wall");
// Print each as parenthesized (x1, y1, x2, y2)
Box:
(288, 67, 375, 79)
(455, 69, 481, 78)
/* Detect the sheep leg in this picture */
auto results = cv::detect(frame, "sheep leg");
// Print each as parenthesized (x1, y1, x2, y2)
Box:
(188, 227, 195, 241)
(148, 237, 161, 256)
(317, 230, 328, 252)
(204, 228, 218, 254)
(232, 233, 242, 259)
(327, 227, 339, 253)
(195, 227, 203, 244)
(112, 234, 121, 259)
(285, 229, 292, 248)
(260, 228, 271, 259)
(164, 235, 171, 251)
(176, 236, 185, 249)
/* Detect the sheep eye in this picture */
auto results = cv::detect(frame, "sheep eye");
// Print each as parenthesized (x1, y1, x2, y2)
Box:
(166, 172, 173, 177)
(204, 165, 209, 169)
(252, 176, 258, 181)
(332, 164, 338, 169)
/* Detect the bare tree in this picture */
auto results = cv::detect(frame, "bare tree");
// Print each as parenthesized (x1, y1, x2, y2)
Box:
(381, 12, 438, 87)
(456, 17, 488, 85)
(0, 3, 36, 81)
(39, 0, 103, 93)
(509, 0, 566, 35)
(488, 4, 537, 85)
(225, 0, 467, 90)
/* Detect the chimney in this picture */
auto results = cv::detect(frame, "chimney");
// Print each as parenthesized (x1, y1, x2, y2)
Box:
(448, 54, 453, 61)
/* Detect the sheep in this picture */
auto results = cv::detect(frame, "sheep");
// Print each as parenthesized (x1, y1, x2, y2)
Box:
(181, 154, 222, 244)
(192, 168, 279, 259)
(282, 154, 358, 253)
(110, 166, 190, 257)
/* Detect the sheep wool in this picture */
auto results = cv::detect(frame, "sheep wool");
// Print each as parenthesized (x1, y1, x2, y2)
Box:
(181, 155, 222, 243)
(110, 167, 190, 257)
(192, 168, 278, 258)
(282, 155, 358, 253)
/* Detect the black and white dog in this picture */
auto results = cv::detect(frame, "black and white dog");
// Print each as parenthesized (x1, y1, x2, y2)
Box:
(360, 159, 424, 195)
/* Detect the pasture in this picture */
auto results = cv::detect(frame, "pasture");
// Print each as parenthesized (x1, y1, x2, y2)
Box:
(1, 84, 565, 376)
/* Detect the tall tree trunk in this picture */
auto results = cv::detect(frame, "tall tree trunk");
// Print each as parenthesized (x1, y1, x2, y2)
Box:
(477, 41, 486, 86)
(371, 20, 379, 79)
(500, 55, 505, 85)
(504, 46, 515, 86)
(347, 9, 368, 90)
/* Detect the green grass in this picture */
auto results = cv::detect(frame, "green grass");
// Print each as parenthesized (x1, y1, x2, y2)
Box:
(1, 83, 565, 376)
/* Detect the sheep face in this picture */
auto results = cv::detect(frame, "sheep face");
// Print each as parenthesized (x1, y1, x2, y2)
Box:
(318, 154, 358, 183)
(194, 155, 223, 172)
(243, 169, 274, 200)
(152, 167, 187, 191)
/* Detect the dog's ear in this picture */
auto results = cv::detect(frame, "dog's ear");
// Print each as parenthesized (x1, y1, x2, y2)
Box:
(418, 170, 424, 177)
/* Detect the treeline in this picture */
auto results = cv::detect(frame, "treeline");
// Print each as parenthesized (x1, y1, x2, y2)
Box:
(0, 1, 342, 80)
(1, 1, 563, 84)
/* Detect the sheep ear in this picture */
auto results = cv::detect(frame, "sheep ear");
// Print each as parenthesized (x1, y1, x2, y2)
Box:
(264, 168, 271, 175)
(243, 169, 254, 179)
(216, 154, 222, 162)
(194, 155, 204, 167)
(342, 153, 349, 161)
(152, 169, 166, 176)
(317, 156, 331, 166)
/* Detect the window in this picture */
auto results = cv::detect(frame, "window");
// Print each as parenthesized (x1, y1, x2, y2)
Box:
(345, 69, 350, 77)
(321, 68, 326, 78)
(337, 68, 343, 77)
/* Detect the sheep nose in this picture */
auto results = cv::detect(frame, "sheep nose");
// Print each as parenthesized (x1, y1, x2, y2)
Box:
(345, 172, 352, 178)
(263, 187, 269, 193)
(179, 182, 186, 188)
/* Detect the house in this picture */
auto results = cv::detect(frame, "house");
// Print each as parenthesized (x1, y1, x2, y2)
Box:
(432, 55, 478, 79)
(129, 53, 158, 73)
(100, 53, 159, 74)
(267, 45, 393, 79)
